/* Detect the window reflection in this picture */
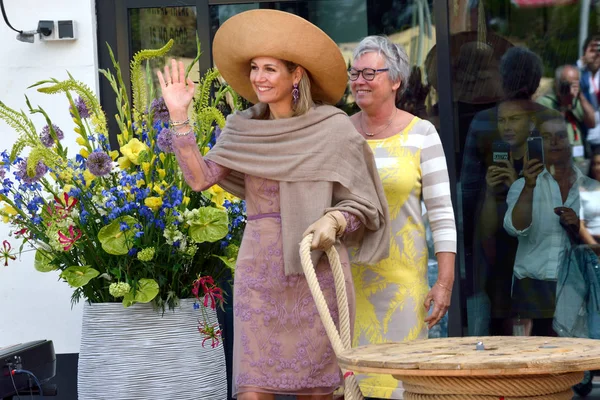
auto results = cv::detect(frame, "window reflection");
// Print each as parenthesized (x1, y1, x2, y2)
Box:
(452, 0, 600, 347)
(129, 7, 199, 86)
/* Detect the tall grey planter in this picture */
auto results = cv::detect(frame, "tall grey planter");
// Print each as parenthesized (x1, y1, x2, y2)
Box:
(78, 299, 227, 399)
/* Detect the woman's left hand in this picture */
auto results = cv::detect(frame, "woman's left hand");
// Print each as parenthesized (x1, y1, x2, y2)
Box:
(424, 282, 452, 329)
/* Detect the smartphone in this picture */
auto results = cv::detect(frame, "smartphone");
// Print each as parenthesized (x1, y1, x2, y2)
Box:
(527, 136, 544, 164)
(492, 140, 511, 165)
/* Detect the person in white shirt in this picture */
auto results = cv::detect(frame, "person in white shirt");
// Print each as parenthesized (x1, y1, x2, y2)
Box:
(579, 147, 600, 339)
(504, 109, 586, 336)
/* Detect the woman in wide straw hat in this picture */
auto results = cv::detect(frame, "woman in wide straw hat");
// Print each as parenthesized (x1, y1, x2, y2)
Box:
(157, 9, 389, 400)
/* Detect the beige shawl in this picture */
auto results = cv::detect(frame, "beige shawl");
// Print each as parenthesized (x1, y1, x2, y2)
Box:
(205, 103, 389, 275)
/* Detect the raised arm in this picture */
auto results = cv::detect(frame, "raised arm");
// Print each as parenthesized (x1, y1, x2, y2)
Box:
(157, 59, 230, 191)
(171, 133, 230, 191)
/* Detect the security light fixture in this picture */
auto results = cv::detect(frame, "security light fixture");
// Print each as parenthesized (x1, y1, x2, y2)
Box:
(0, 0, 57, 43)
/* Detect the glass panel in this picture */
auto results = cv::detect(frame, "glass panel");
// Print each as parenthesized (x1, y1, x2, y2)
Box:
(129, 7, 199, 89)
(208, 0, 447, 342)
(450, 0, 600, 343)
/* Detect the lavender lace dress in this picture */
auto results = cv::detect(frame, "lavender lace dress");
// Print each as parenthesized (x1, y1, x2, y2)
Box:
(194, 157, 357, 397)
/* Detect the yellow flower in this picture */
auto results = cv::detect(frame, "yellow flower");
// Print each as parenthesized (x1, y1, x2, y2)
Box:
(201, 146, 210, 156)
(142, 162, 151, 175)
(157, 169, 166, 180)
(80, 148, 90, 158)
(117, 156, 132, 170)
(58, 168, 74, 182)
(63, 184, 74, 194)
(136, 179, 146, 188)
(76, 136, 87, 146)
(109, 150, 119, 161)
(1, 203, 18, 223)
(83, 170, 96, 187)
(182, 196, 190, 206)
(144, 197, 163, 211)
(206, 185, 227, 210)
(153, 184, 165, 196)
(159, 153, 166, 163)
(120, 138, 149, 165)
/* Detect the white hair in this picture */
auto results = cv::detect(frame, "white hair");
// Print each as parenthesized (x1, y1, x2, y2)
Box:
(353, 35, 411, 95)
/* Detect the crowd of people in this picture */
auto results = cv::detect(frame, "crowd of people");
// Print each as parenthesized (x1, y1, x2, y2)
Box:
(156, 7, 599, 400)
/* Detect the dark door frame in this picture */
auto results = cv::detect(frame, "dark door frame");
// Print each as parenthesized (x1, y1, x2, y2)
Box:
(432, 0, 463, 337)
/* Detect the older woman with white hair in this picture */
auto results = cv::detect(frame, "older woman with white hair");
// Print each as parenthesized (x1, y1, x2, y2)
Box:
(349, 35, 457, 400)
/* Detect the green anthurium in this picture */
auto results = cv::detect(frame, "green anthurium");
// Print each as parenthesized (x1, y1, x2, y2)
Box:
(189, 207, 228, 243)
(60, 266, 99, 287)
(98, 216, 139, 255)
(213, 255, 236, 275)
(34, 249, 56, 272)
(122, 278, 159, 308)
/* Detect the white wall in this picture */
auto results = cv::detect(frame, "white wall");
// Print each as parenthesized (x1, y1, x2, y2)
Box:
(0, 0, 98, 354)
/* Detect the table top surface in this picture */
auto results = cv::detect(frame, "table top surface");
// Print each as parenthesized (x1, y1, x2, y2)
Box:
(337, 336, 600, 376)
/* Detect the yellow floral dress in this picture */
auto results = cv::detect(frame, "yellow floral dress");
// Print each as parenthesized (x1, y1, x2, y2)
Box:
(352, 117, 456, 399)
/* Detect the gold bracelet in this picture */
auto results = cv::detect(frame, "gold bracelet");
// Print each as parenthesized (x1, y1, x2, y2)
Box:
(169, 118, 190, 127)
(436, 282, 452, 292)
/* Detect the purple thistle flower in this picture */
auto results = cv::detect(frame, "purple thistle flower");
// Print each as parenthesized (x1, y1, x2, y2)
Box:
(150, 97, 170, 125)
(40, 124, 64, 148)
(156, 128, 174, 153)
(70, 97, 91, 119)
(86, 151, 113, 177)
(15, 159, 48, 184)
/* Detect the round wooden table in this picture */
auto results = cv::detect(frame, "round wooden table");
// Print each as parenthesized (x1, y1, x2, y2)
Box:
(337, 336, 600, 400)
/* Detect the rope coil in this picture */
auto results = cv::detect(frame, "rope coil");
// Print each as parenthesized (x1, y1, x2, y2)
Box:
(300, 234, 364, 400)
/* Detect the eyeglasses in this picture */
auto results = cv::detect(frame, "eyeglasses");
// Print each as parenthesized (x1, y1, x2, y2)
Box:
(348, 68, 389, 81)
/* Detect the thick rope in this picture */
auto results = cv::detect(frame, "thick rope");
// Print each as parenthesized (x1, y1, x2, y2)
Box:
(400, 372, 582, 397)
(403, 390, 574, 400)
(300, 234, 364, 400)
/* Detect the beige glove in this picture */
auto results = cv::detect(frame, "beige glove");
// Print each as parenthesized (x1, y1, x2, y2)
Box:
(302, 211, 347, 251)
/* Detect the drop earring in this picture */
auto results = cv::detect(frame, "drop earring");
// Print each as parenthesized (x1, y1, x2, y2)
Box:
(292, 83, 299, 105)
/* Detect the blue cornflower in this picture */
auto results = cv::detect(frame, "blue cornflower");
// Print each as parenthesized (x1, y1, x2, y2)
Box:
(119, 222, 130, 231)
(128, 248, 138, 257)
(80, 210, 89, 224)
(134, 231, 144, 239)
(75, 154, 86, 165)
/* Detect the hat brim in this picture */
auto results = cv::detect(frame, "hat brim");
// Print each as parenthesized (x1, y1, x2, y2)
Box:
(212, 9, 348, 105)
(424, 31, 513, 104)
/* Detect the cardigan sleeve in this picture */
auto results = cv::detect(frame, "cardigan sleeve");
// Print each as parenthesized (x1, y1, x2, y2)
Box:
(420, 122, 457, 254)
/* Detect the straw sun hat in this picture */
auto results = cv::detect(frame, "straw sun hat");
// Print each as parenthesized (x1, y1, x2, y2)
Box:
(212, 9, 347, 105)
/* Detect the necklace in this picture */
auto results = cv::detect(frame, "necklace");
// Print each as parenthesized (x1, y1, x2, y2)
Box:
(360, 108, 397, 137)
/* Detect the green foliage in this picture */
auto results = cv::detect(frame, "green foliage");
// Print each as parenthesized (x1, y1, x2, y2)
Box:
(130, 39, 174, 115)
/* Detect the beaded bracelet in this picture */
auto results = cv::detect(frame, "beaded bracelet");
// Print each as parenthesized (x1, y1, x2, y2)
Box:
(436, 282, 452, 292)
(172, 126, 194, 137)
(169, 118, 190, 127)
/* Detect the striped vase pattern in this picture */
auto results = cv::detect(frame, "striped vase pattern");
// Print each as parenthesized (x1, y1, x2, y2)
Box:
(77, 299, 227, 400)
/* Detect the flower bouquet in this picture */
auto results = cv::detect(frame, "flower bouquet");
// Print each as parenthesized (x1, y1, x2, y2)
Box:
(0, 39, 245, 343)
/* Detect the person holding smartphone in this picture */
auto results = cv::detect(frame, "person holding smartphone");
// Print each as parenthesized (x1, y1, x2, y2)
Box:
(504, 110, 588, 336)
(475, 99, 545, 335)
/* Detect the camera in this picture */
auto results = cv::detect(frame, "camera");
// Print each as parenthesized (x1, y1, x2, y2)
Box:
(558, 80, 571, 97)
